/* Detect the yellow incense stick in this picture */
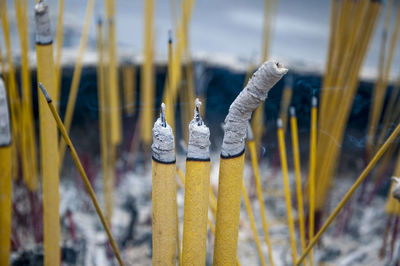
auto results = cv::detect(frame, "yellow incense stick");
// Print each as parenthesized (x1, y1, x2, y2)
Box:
(122, 66, 136, 116)
(105, 0, 122, 146)
(213, 153, 245, 265)
(54, 0, 65, 101)
(248, 124, 275, 266)
(0, 78, 12, 266)
(1, 0, 21, 180)
(38, 83, 125, 266)
(242, 179, 267, 266)
(277, 118, 298, 263)
(14, 0, 38, 190)
(0, 145, 11, 266)
(182, 160, 210, 265)
(34, 3, 61, 264)
(309, 97, 317, 265)
(289, 108, 306, 258)
(59, 0, 95, 168)
(140, 0, 155, 146)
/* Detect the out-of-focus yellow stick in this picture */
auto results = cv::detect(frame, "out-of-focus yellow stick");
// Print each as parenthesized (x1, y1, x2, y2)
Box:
(289, 107, 306, 259)
(122, 65, 136, 116)
(96, 19, 113, 223)
(213, 152, 245, 265)
(279, 82, 293, 132)
(277, 118, 298, 263)
(247, 123, 275, 266)
(308, 97, 317, 266)
(54, 0, 65, 101)
(105, 0, 122, 146)
(242, 180, 267, 266)
(38, 83, 125, 266)
(1, 0, 21, 179)
(34, 3, 60, 264)
(295, 119, 400, 266)
(14, 0, 38, 190)
(0, 78, 12, 266)
(140, 0, 155, 146)
(163, 32, 175, 130)
(59, 0, 95, 168)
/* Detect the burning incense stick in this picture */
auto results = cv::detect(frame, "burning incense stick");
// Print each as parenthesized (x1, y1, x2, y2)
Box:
(0, 78, 11, 266)
(213, 61, 287, 265)
(277, 118, 298, 263)
(34, 2, 61, 264)
(177, 168, 242, 266)
(296, 119, 400, 266)
(152, 103, 177, 265)
(38, 83, 125, 266)
(289, 107, 306, 258)
(247, 123, 275, 266)
(182, 99, 211, 265)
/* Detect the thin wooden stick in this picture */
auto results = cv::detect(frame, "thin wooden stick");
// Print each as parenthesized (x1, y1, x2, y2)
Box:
(289, 107, 306, 259)
(248, 124, 275, 266)
(277, 118, 298, 263)
(38, 83, 125, 266)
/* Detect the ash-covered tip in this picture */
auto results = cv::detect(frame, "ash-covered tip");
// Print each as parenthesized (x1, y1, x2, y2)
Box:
(38, 83, 52, 102)
(187, 98, 210, 160)
(0, 78, 11, 146)
(160, 103, 166, 127)
(34, 0, 52, 45)
(168, 30, 173, 43)
(221, 60, 288, 157)
(392, 177, 400, 201)
(277, 118, 283, 128)
(312, 96, 318, 107)
(152, 104, 175, 163)
(247, 122, 254, 141)
(194, 98, 203, 126)
(290, 106, 296, 117)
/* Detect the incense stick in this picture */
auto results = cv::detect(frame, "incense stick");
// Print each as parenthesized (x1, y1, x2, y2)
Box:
(289, 107, 306, 259)
(277, 118, 298, 263)
(38, 82, 125, 266)
(34, 2, 61, 264)
(247, 123, 275, 266)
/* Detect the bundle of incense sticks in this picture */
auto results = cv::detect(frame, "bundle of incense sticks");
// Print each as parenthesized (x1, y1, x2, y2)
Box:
(151, 60, 287, 265)
(314, 0, 382, 215)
